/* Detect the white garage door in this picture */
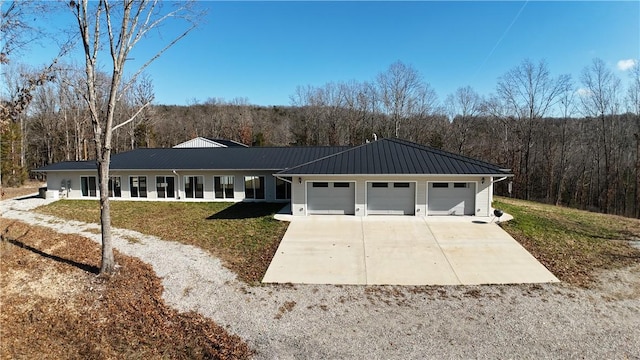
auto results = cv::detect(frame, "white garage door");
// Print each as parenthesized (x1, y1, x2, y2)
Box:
(307, 182, 355, 215)
(367, 182, 415, 215)
(428, 182, 475, 215)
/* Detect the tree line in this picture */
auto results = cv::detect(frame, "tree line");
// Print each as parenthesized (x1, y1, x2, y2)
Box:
(2, 38, 639, 217)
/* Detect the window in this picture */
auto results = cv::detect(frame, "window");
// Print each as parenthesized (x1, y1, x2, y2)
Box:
(81, 176, 97, 197)
(214, 176, 234, 199)
(156, 176, 175, 198)
(244, 176, 265, 199)
(130, 176, 147, 198)
(454, 182, 468, 188)
(312, 182, 329, 188)
(108, 176, 121, 197)
(184, 176, 204, 199)
(333, 182, 350, 188)
(432, 183, 449, 188)
(275, 177, 291, 200)
(394, 182, 410, 188)
(371, 182, 388, 188)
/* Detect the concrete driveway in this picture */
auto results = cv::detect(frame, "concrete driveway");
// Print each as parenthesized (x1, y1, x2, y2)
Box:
(262, 216, 559, 286)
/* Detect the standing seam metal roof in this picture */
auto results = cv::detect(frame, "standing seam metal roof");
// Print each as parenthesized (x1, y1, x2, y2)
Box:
(34, 138, 512, 176)
(276, 138, 512, 175)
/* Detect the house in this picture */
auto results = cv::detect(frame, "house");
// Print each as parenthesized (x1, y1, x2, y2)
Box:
(34, 138, 512, 216)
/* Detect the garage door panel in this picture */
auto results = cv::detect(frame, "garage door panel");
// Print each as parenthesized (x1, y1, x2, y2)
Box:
(367, 182, 415, 215)
(428, 182, 475, 216)
(307, 182, 355, 215)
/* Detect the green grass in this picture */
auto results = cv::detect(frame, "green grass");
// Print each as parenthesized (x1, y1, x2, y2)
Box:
(36, 200, 289, 284)
(36, 197, 640, 288)
(494, 197, 640, 287)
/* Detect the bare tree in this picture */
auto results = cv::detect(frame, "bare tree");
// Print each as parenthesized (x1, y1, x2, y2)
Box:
(496, 59, 570, 199)
(626, 62, 640, 217)
(1, 0, 71, 191)
(445, 86, 482, 154)
(70, 0, 203, 275)
(579, 58, 621, 213)
(377, 61, 430, 138)
(554, 77, 576, 205)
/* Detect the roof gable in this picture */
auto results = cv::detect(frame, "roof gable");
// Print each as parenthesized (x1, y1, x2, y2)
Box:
(277, 138, 511, 176)
(173, 137, 248, 148)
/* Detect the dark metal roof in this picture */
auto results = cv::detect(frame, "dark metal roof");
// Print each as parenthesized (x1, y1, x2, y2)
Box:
(204, 138, 248, 147)
(34, 146, 349, 172)
(33, 160, 98, 171)
(277, 138, 512, 176)
(34, 138, 512, 176)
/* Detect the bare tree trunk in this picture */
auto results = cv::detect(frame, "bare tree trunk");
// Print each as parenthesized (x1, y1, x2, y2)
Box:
(98, 153, 114, 273)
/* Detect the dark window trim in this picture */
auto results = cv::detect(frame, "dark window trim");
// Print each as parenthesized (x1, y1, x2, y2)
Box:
(333, 182, 350, 188)
(275, 177, 291, 200)
(371, 182, 388, 188)
(81, 176, 97, 197)
(393, 182, 410, 188)
(244, 176, 265, 199)
(184, 175, 204, 199)
(432, 182, 449, 188)
(109, 176, 122, 198)
(312, 182, 329, 188)
(129, 175, 148, 198)
(214, 175, 235, 199)
(454, 182, 468, 188)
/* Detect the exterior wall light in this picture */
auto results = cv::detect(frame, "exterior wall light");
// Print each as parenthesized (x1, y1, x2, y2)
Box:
(481, 177, 485, 184)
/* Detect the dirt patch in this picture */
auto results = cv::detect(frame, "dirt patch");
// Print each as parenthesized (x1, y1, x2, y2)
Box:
(1, 180, 45, 200)
(0, 219, 252, 359)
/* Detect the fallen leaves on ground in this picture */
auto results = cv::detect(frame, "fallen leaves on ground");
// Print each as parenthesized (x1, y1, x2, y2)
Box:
(0, 219, 252, 359)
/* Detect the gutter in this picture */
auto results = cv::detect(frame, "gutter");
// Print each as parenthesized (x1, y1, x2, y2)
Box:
(273, 175, 293, 184)
(491, 176, 510, 184)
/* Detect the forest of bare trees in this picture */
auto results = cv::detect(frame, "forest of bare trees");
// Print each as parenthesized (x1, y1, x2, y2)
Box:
(2, 33, 639, 218)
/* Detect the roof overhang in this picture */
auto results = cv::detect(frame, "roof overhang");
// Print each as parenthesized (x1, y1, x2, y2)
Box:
(273, 173, 514, 178)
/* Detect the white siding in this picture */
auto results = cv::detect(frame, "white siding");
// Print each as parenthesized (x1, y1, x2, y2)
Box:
(173, 137, 227, 148)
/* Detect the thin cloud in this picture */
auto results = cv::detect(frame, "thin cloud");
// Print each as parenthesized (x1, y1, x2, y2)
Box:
(576, 88, 591, 97)
(617, 59, 637, 71)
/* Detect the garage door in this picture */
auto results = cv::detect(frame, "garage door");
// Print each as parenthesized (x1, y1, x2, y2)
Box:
(367, 182, 415, 215)
(307, 182, 355, 215)
(428, 182, 475, 215)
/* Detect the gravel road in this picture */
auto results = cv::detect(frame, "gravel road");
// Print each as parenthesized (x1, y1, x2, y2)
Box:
(3, 196, 639, 359)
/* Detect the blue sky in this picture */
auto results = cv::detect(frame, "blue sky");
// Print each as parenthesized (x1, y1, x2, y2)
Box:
(15, 1, 640, 107)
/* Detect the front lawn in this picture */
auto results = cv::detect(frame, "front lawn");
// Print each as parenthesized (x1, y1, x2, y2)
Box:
(36, 200, 289, 284)
(494, 197, 640, 287)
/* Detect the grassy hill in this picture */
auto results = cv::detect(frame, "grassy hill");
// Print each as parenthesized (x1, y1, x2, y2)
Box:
(494, 196, 640, 287)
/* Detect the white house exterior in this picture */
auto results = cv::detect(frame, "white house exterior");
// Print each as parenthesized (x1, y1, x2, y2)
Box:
(35, 138, 512, 216)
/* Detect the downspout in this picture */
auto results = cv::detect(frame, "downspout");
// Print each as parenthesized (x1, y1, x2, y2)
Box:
(172, 170, 181, 199)
(489, 176, 512, 210)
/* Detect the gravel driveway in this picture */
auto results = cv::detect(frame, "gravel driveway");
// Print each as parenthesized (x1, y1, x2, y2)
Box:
(3, 197, 639, 359)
